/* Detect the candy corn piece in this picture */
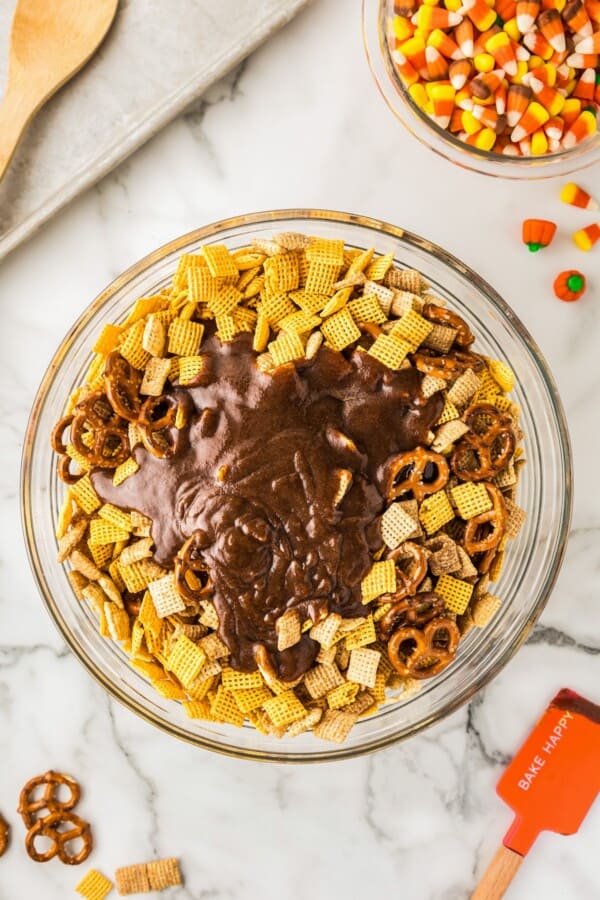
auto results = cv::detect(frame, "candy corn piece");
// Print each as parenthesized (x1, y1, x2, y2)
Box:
(571, 32, 600, 56)
(486, 31, 518, 74)
(566, 53, 600, 68)
(427, 28, 463, 60)
(573, 223, 600, 251)
(523, 30, 554, 59)
(461, 0, 498, 31)
(495, 82, 508, 113)
(562, 0, 593, 38)
(429, 83, 457, 127)
(533, 84, 565, 115)
(507, 83, 531, 124)
(516, 0, 540, 33)
(449, 59, 473, 88)
(561, 183, 598, 209)
(426, 45, 450, 79)
(573, 69, 596, 101)
(511, 100, 550, 140)
(392, 50, 420, 85)
(416, 6, 463, 31)
(562, 109, 597, 148)
(537, 9, 566, 52)
(455, 18, 475, 56)
(544, 115, 565, 140)
(496, 0, 517, 23)
(471, 69, 505, 101)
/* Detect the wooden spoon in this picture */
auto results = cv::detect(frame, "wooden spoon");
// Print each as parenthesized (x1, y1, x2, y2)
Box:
(0, 0, 119, 182)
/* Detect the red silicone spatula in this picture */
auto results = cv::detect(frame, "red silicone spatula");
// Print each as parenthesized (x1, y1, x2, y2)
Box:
(472, 688, 600, 899)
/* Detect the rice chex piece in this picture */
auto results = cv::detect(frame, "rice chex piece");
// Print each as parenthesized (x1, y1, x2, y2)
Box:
(451, 482, 493, 520)
(380, 502, 420, 548)
(398, 499, 423, 537)
(75, 869, 113, 900)
(435, 574, 474, 615)
(385, 267, 428, 293)
(422, 323, 457, 353)
(347, 648, 381, 688)
(472, 593, 502, 627)
(447, 368, 481, 407)
(419, 490, 455, 535)
(304, 663, 345, 699)
(276, 609, 301, 651)
(455, 545, 479, 580)
(431, 420, 470, 453)
(344, 616, 376, 649)
(115, 862, 150, 895)
(313, 710, 358, 743)
(361, 559, 396, 603)
(147, 574, 185, 618)
(286, 707, 323, 737)
(147, 858, 183, 891)
(504, 500, 527, 538)
(310, 612, 342, 649)
(198, 632, 230, 660)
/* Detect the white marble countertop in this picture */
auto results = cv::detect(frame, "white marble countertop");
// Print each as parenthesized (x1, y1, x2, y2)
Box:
(0, 1, 598, 897)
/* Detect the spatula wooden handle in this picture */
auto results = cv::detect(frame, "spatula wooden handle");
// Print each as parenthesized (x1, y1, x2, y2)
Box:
(471, 844, 524, 900)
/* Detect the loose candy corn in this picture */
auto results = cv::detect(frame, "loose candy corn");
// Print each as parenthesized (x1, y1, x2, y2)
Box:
(522, 218, 557, 250)
(560, 182, 598, 209)
(387, 0, 600, 156)
(573, 223, 600, 250)
(553, 269, 587, 301)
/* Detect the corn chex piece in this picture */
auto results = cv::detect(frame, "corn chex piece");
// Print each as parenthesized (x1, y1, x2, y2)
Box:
(361, 559, 396, 603)
(176, 355, 208, 386)
(112, 457, 140, 486)
(345, 616, 376, 650)
(233, 308, 257, 334)
(202, 244, 238, 281)
(264, 253, 299, 292)
(276, 609, 301, 651)
(347, 647, 381, 687)
(199, 632, 230, 660)
(152, 677, 186, 701)
(391, 309, 433, 349)
(320, 308, 360, 351)
(208, 285, 242, 317)
(88, 541, 111, 569)
(187, 265, 218, 304)
(262, 690, 305, 727)
(147, 858, 182, 891)
(327, 681, 360, 709)
(365, 253, 394, 282)
(423, 323, 457, 353)
(268, 331, 305, 366)
(304, 663, 345, 699)
(215, 314, 237, 342)
(380, 502, 419, 549)
(140, 357, 171, 396)
(232, 685, 273, 713)
(368, 334, 412, 370)
(310, 613, 342, 649)
(183, 699, 212, 720)
(347, 294, 387, 325)
(419, 490, 455, 535)
(286, 707, 323, 737)
(290, 290, 328, 315)
(167, 318, 204, 356)
(436, 574, 474, 615)
(279, 310, 321, 336)
(166, 635, 207, 686)
(93, 323, 122, 356)
(115, 863, 150, 895)
(125, 295, 166, 324)
(88, 519, 129, 546)
(70, 476, 101, 515)
(436, 398, 460, 425)
(472, 593, 502, 627)
(306, 237, 345, 265)
(147, 574, 185, 618)
(447, 369, 481, 407)
(119, 320, 150, 370)
(221, 668, 264, 691)
(313, 709, 358, 743)
(305, 261, 340, 296)
(488, 359, 514, 392)
(75, 869, 113, 900)
(451, 482, 493, 520)
(259, 292, 296, 324)
(431, 420, 470, 453)
(210, 686, 244, 726)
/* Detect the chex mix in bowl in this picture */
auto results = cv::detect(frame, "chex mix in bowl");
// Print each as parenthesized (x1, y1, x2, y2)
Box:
(50, 233, 526, 744)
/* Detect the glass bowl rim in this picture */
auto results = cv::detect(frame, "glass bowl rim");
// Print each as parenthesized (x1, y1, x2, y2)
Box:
(21, 208, 573, 762)
(362, 0, 600, 179)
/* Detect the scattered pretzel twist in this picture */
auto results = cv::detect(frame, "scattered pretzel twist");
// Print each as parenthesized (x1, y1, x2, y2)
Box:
(53, 392, 130, 482)
(464, 483, 507, 573)
(0, 813, 9, 858)
(387, 616, 460, 679)
(379, 591, 446, 641)
(385, 447, 449, 503)
(383, 542, 428, 603)
(138, 394, 190, 459)
(175, 530, 213, 605)
(18, 771, 81, 829)
(25, 811, 92, 866)
(412, 349, 483, 380)
(422, 303, 474, 348)
(451, 403, 515, 481)
(104, 351, 142, 422)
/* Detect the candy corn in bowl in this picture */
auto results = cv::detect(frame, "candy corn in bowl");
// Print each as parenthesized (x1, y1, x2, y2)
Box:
(363, 0, 600, 177)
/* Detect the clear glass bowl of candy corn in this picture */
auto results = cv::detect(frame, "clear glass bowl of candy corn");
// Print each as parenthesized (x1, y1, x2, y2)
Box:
(363, 0, 600, 177)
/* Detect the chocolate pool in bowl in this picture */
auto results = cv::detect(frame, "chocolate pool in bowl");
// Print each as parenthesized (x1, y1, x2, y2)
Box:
(22, 210, 572, 762)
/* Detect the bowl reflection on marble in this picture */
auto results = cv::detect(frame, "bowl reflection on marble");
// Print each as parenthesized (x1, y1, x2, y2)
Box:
(22, 210, 572, 762)
(362, 0, 600, 180)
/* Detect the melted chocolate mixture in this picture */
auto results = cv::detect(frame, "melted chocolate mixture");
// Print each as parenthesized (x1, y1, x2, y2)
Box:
(92, 335, 442, 679)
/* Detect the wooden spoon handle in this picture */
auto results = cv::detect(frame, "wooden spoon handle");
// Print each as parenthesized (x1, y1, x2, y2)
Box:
(0, 82, 37, 182)
(471, 845, 524, 900)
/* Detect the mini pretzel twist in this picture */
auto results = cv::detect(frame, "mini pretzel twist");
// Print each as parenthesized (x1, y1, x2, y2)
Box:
(25, 811, 92, 865)
(464, 483, 507, 573)
(382, 542, 428, 603)
(138, 394, 190, 459)
(385, 447, 449, 503)
(412, 349, 483, 379)
(422, 302, 474, 348)
(18, 771, 81, 829)
(104, 351, 142, 422)
(387, 616, 460, 679)
(379, 591, 446, 641)
(0, 813, 9, 858)
(451, 403, 515, 481)
(58, 392, 130, 475)
(174, 531, 213, 605)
